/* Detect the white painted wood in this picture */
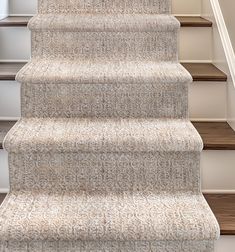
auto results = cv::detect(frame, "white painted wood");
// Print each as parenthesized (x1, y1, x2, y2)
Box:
(0, 81, 21, 118)
(201, 151, 235, 192)
(0, 0, 9, 20)
(9, 0, 37, 16)
(0, 150, 9, 192)
(202, 0, 235, 131)
(215, 236, 235, 252)
(179, 27, 212, 61)
(0, 28, 31, 61)
(189, 81, 227, 121)
(172, 0, 202, 16)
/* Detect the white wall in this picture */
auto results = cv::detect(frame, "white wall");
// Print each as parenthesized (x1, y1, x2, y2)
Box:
(0, 0, 9, 20)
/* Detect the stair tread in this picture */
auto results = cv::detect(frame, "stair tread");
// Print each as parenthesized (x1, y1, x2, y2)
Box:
(204, 194, 235, 235)
(0, 16, 212, 28)
(0, 16, 31, 27)
(0, 192, 218, 241)
(176, 16, 212, 27)
(0, 62, 27, 80)
(192, 122, 235, 150)
(0, 62, 228, 82)
(1, 121, 235, 150)
(0, 121, 16, 149)
(182, 63, 227, 82)
(0, 193, 234, 235)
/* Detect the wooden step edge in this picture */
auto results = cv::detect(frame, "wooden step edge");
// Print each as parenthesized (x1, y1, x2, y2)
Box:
(0, 16, 32, 27)
(0, 193, 234, 235)
(181, 63, 227, 82)
(0, 62, 227, 82)
(0, 16, 212, 28)
(192, 122, 235, 150)
(176, 16, 213, 27)
(1, 121, 235, 150)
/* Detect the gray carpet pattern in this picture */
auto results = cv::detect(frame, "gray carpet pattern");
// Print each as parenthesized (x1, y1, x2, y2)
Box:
(0, 0, 220, 251)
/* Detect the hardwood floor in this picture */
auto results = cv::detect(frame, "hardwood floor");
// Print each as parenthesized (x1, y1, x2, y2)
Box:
(0, 121, 17, 149)
(176, 16, 212, 27)
(0, 62, 27, 80)
(0, 16, 31, 27)
(0, 193, 234, 235)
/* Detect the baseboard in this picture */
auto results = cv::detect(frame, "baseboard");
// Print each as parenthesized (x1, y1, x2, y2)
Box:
(0, 188, 9, 194)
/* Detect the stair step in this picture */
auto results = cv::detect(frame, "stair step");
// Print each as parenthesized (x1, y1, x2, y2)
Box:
(0, 62, 26, 80)
(0, 121, 16, 149)
(1, 121, 235, 150)
(0, 62, 227, 82)
(0, 16, 212, 28)
(204, 194, 235, 235)
(0, 16, 31, 27)
(182, 63, 227, 82)
(176, 16, 212, 27)
(0, 193, 234, 235)
(192, 122, 235, 150)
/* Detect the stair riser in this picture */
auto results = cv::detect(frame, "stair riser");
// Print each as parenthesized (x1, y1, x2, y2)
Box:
(0, 81, 226, 120)
(9, 0, 201, 15)
(20, 82, 188, 118)
(0, 27, 211, 61)
(31, 31, 178, 61)
(6, 151, 200, 192)
(1, 150, 235, 192)
(189, 82, 227, 120)
(38, 0, 171, 14)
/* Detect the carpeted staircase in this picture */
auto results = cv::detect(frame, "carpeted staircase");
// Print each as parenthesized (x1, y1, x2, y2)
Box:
(0, 0, 220, 251)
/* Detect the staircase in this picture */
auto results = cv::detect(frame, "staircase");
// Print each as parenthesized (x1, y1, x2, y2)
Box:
(0, 0, 235, 251)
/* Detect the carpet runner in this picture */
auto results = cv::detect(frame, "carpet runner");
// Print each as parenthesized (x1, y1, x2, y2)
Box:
(0, 0, 220, 251)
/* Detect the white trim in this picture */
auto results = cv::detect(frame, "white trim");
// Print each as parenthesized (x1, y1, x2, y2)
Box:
(0, 117, 20, 121)
(190, 118, 226, 122)
(0, 188, 9, 194)
(202, 189, 235, 194)
(0, 59, 28, 63)
(210, 0, 235, 88)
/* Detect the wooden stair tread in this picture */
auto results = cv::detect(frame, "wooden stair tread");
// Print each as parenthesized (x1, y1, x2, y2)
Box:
(0, 121, 16, 149)
(193, 122, 235, 150)
(0, 193, 234, 235)
(1, 121, 235, 150)
(176, 16, 212, 27)
(182, 63, 227, 82)
(204, 194, 235, 235)
(0, 16, 31, 27)
(0, 16, 212, 28)
(0, 62, 227, 82)
(0, 62, 26, 80)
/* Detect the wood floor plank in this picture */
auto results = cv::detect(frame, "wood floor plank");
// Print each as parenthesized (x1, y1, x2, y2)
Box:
(176, 16, 212, 27)
(0, 16, 31, 27)
(0, 121, 16, 149)
(0, 62, 27, 80)
(182, 63, 227, 82)
(193, 122, 235, 150)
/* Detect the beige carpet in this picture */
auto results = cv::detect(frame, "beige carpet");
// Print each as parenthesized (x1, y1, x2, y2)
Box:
(0, 0, 219, 251)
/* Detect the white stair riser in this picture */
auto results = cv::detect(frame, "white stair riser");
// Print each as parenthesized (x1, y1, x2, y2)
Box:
(189, 82, 227, 121)
(9, 0, 202, 16)
(1, 149, 235, 192)
(0, 27, 212, 61)
(0, 81, 226, 120)
(215, 236, 235, 252)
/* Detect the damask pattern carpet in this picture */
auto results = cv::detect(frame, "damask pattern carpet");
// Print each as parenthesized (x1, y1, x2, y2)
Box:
(0, 0, 220, 251)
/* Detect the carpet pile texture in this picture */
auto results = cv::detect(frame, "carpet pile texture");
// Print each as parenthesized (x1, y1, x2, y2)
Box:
(0, 0, 220, 251)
